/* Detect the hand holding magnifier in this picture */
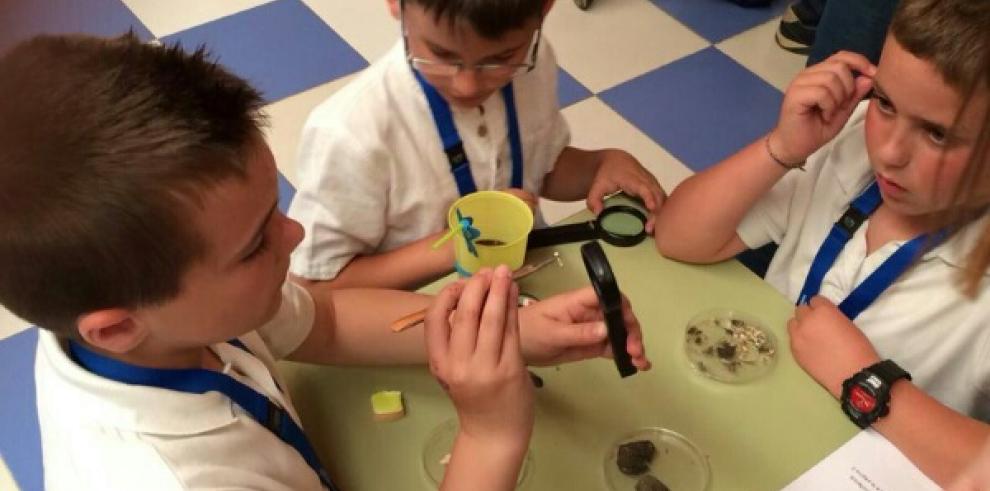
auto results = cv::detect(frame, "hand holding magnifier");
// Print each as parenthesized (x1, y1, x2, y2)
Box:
(581, 241, 637, 378)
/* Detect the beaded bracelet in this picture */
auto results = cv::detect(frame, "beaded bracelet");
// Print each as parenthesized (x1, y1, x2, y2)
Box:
(765, 134, 806, 171)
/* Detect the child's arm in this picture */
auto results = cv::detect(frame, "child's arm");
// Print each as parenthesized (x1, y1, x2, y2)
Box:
(285, 279, 651, 370)
(654, 52, 877, 263)
(296, 231, 455, 292)
(789, 296, 990, 485)
(541, 147, 666, 232)
(425, 267, 534, 491)
(949, 437, 990, 491)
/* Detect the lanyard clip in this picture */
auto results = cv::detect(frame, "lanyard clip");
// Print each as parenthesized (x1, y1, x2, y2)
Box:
(445, 143, 467, 168)
(266, 401, 283, 434)
(836, 207, 868, 238)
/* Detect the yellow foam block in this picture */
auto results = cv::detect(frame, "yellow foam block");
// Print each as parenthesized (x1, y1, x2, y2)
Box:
(371, 390, 404, 422)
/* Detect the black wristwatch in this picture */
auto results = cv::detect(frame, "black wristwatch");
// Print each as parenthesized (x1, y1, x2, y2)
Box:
(840, 359, 912, 429)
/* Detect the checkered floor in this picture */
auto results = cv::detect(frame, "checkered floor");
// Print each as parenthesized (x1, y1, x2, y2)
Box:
(0, 1, 805, 486)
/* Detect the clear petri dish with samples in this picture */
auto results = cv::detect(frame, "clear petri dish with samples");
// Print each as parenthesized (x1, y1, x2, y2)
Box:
(684, 309, 778, 384)
(603, 427, 710, 491)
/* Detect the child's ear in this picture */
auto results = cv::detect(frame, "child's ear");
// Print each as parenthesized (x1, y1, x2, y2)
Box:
(76, 309, 148, 354)
(386, 0, 400, 20)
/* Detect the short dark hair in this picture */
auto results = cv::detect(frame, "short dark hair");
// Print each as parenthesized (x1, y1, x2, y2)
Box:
(0, 34, 266, 337)
(403, 0, 547, 39)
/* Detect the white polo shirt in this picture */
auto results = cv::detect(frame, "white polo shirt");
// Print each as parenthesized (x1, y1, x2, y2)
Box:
(738, 101, 990, 419)
(35, 281, 326, 490)
(288, 39, 570, 280)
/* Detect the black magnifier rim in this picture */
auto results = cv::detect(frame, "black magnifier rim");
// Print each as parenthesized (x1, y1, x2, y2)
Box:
(580, 241, 637, 378)
(527, 204, 648, 250)
(596, 205, 648, 247)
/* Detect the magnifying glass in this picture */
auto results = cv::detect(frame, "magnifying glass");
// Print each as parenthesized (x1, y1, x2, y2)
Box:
(581, 241, 637, 378)
(528, 205, 648, 249)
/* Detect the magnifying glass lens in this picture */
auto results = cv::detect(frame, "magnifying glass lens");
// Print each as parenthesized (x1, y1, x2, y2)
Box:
(600, 212, 645, 238)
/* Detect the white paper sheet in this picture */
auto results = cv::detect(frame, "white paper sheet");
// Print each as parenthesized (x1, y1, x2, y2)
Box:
(783, 429, 941, 491)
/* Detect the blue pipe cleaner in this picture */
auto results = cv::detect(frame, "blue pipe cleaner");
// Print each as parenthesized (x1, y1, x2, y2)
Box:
(456, 208, 481, 257)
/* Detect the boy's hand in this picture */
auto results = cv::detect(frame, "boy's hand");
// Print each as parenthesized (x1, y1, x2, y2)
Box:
(787, 296, 881, 398)
(518, 286, 652, 370)
(425, 266, 534, 448)
(586, 149, 666, 233)
(771, 51, 877, 164)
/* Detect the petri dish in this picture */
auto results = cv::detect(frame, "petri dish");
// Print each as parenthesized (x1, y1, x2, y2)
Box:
(603, 427, 710, 491)
(684, 309, 777, 384)
(422, 418, 533, 489)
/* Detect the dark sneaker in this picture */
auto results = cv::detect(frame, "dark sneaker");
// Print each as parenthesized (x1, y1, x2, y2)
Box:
(775, 3, 818, 54)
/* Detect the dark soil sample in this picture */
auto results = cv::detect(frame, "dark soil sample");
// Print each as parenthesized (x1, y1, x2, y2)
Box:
(616, 440, 656, 476)
(475, 239, 506, 246)
(715, 341, 736, 360)
(635, 474, 670, 491)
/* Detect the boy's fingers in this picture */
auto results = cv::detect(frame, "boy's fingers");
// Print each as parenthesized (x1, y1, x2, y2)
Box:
(502, 282, 524, 367)
(449, 269, 492, 358)
(586, 184, 609, 215)
(425, 281, 464, 365)
(477, 266, 512, 364)
(555, 320, 608, 348)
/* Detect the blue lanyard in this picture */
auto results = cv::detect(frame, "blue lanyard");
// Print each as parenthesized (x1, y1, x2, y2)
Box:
(413, 70, 524, 196)
(797, 182, 945, 320)
(68, 339, 339, 491)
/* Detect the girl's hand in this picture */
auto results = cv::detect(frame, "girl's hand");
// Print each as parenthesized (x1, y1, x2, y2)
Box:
(788, 296, 881, 398)
(770, 51, 877, 164)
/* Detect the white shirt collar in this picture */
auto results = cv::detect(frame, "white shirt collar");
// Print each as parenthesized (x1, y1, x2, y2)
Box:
(38, 330, 240, 436)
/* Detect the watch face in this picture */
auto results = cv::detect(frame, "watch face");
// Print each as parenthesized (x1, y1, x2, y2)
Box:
(849, 385, 877, 413)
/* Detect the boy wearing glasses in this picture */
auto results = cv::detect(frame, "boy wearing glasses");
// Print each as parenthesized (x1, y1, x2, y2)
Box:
(288, 0, 666, 290)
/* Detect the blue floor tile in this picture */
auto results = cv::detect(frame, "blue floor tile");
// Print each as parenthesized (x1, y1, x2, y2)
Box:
(600, 46, 782, 172)
(161, 0, 368, 103)
(558, 68, 592, 108)
(0, 0, 152, 55)
(651, 0, 788, 43)
(278, 171, 296, 213)
(0, 328, 42, 491)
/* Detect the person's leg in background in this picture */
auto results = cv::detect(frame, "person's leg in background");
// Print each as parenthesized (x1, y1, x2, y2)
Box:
(776, 0, 827, 55)
(807, 0, 899, 66)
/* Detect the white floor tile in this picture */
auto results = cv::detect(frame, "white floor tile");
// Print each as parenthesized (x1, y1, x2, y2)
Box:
(717, 17, 807, 92)
(263, 74, 356, 187)
(0, 456, 19, 491)
(300, 0, 399, 62)
(121, 0, 276, 38)
(544, 0, 708, 93)
(540, 96, 694, 225)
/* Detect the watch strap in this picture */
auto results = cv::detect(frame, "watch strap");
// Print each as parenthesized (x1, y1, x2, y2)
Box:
(867, 359, 912, 386)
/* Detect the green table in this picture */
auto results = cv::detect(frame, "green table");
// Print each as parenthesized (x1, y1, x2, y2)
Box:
(280, 212, 858, 490)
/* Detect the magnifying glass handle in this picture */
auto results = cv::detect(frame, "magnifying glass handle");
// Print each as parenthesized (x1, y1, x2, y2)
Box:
(605, 307, 637, 378)
(527, 221, 597, 249)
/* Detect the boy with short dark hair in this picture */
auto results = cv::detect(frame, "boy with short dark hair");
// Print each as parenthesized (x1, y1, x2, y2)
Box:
(0, 34, 650, 490)
(287, 0, 666, 291)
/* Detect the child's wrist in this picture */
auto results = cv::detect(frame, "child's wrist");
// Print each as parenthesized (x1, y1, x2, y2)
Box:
(454, 428, 529, 463)
(766, 130, 808, 171)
